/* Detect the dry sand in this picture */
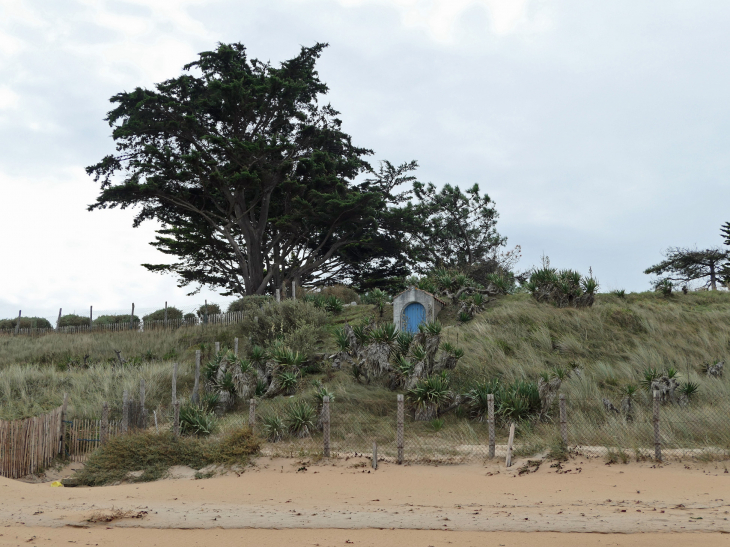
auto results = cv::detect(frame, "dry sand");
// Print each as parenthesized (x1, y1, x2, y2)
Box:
(2, 455, 730, 546)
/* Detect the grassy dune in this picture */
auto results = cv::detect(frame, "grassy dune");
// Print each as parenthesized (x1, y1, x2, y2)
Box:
(1, 292, 729, 460)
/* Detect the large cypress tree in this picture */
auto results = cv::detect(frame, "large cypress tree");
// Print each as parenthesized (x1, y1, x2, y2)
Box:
(87, 43, 401, 296)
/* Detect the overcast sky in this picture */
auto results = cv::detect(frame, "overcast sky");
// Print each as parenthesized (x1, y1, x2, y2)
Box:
(1, 0, 729, 322)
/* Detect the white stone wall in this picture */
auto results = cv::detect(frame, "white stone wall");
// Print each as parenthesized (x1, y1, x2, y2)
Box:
(392, 287, 444, 331)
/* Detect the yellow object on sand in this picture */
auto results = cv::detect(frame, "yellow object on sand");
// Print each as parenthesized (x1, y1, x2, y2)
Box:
(50, 481, 63, 487)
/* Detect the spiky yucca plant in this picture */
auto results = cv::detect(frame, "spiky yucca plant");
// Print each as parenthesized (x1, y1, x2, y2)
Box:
(284, 401, 316, 438)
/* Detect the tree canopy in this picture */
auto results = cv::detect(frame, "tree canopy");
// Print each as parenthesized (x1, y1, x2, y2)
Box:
(644, 247, 729, 290)
(393, 176, 507, 275)
(87, 42, 404, 296)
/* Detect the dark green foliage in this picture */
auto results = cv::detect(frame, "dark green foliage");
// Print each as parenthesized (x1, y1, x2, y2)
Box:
(395, 331, 414, 358)
(370, 322, 397, 344)
(722, 221, 730, 246)
(653, 279, 674, 296)
(0, 317, 53, 330)
(142, 307, 183, 322)
(395, 180, 507, 273)
(334, 327, 351, 351)
(679, 381, 700, 400)
(184, 313, 197, 324)
(227, 296, 273, 313)
(262, 414, 287, 442)
(525, 257, 598, 308)
(284, 400, 316, 437)
(457, 311, 472, 323)
(303, 294, 344, 314)
(179, 405, 217, 436)
(407, 374, 452, 414)
(361, 288, 389, 316)
(197, 304, 221, 319)
(464, 378, 540, 423)
(640, 368, 662, 393)
(645, 247, 729, 291)
(278, 370, 299, 394)
(87, 42, 408, 297)
(418, 320, 442, 336)
(93, 314, 141, 326)
(57, 314, 93, 328)
(75, 429, 259, 485)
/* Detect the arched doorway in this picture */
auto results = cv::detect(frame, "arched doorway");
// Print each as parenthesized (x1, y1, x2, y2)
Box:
(402, 302, 427, 333)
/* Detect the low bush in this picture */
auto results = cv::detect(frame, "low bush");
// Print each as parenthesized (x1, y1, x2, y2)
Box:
(319, 284, 360, 304)
(227, 296, 273, 313)
(76, 428, 259, 485)
(197, 303, 222, 319)
(524, 258, 598, 308)
(0, 317, 53, 330)
(143, 307, 183, 322)
(58, 314, 93, 328)
(93, 314, 140, 326)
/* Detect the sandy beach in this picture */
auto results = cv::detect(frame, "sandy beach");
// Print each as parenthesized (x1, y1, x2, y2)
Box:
(2, 455, 730, 546)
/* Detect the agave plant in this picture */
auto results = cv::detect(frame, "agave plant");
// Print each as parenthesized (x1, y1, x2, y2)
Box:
(312, 385, 336, 406)
(278, 370, 299, 395)
(395, 331, 414, 357)
(465, 378, 501, 421)
(440, 342, 464, 359)
(352, 324, 371, 346)
(249, 345, 267, 366)
(324, 295, 344, 314)
(371, 322, 398, 344)
(408, 373, 451, 421)
(499, 379, 540, 421)
(254, 379, 268, 397)
(262, 414, 287, 442)
(284, 401, 317, 438)
(334, 327, 351, 352)
(457, 311, 472, 323)
(410, 344, 427, 362)
(418, 320, 442, 336)
(679, 381, 699, 400)
(179, 404, 218, 436)
(640, 367, 662, 392)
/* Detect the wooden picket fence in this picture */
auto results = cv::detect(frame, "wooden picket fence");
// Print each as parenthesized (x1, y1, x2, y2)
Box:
(67, 418, 122, 463)
(0, 406, 64, 479)
(0, 309, 254, 337)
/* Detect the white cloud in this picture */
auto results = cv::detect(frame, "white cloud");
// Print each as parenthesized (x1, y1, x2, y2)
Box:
(0, 86, 19, 110)
(334, 0, 534, 40)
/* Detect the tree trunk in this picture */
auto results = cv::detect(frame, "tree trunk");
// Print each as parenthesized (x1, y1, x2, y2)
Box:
(710, 262, 717, 290)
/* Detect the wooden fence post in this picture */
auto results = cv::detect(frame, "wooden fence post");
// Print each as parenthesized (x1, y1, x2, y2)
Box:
(100, 402, 109, 445)
(372, 441, 378, 470)
(204, 299, 209, 325)
(139, 379, 147, 429)
(234, 337, 239, 357)
(292, 281, 297, 300)
(154, 410, 159, 433)
(173, 400, 181, 437)
(129, 303, 135, 331)
(164, 301, 168, 326)
(487, 393, 495, 458)
(215, 341, 220, 354)
(249, 398, 256, 431)
(559, 393, 568, 446)
(506, 423, 515, 467)
(59, 393, 68, 456)
(15, 310, 21, 335)
(192, 350, 201, 405)
(323, 396, 331, 458)
(172, 363, 178, 405)
(57, 308, 62, 330)
(397, 394, 404, 464)
(653, 390, 662, 461)
(122, 390, 129, 433)
(89, 306, 93, 331)
(276, 289, 281, 303)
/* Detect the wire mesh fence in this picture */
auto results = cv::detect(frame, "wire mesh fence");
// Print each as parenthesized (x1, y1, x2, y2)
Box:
(256, 394, 730, 463)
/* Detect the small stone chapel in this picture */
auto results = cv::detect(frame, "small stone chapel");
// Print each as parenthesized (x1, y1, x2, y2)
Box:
(392, 287, 446, 333)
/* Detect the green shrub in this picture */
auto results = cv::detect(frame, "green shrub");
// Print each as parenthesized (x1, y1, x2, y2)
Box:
(93, 314, 141, 326)
(227, 296, 273, 313)
(0, 317, 53, 330)
(319, 284, 360, 304)
(76, 428, 259, 485)
(143, 307, 183, 322)
(184, 313, 198, 324)
(179, 404, 218, 436)
(524, 259, 598, 308)
(284, 400, 316, 437)
(197, 303, 222, 319)
(262, 414, 287, 442)
(56, 314, 90, 328)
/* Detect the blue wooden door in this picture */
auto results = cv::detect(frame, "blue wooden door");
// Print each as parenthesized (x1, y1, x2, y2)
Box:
(403, 302, 427, 333)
